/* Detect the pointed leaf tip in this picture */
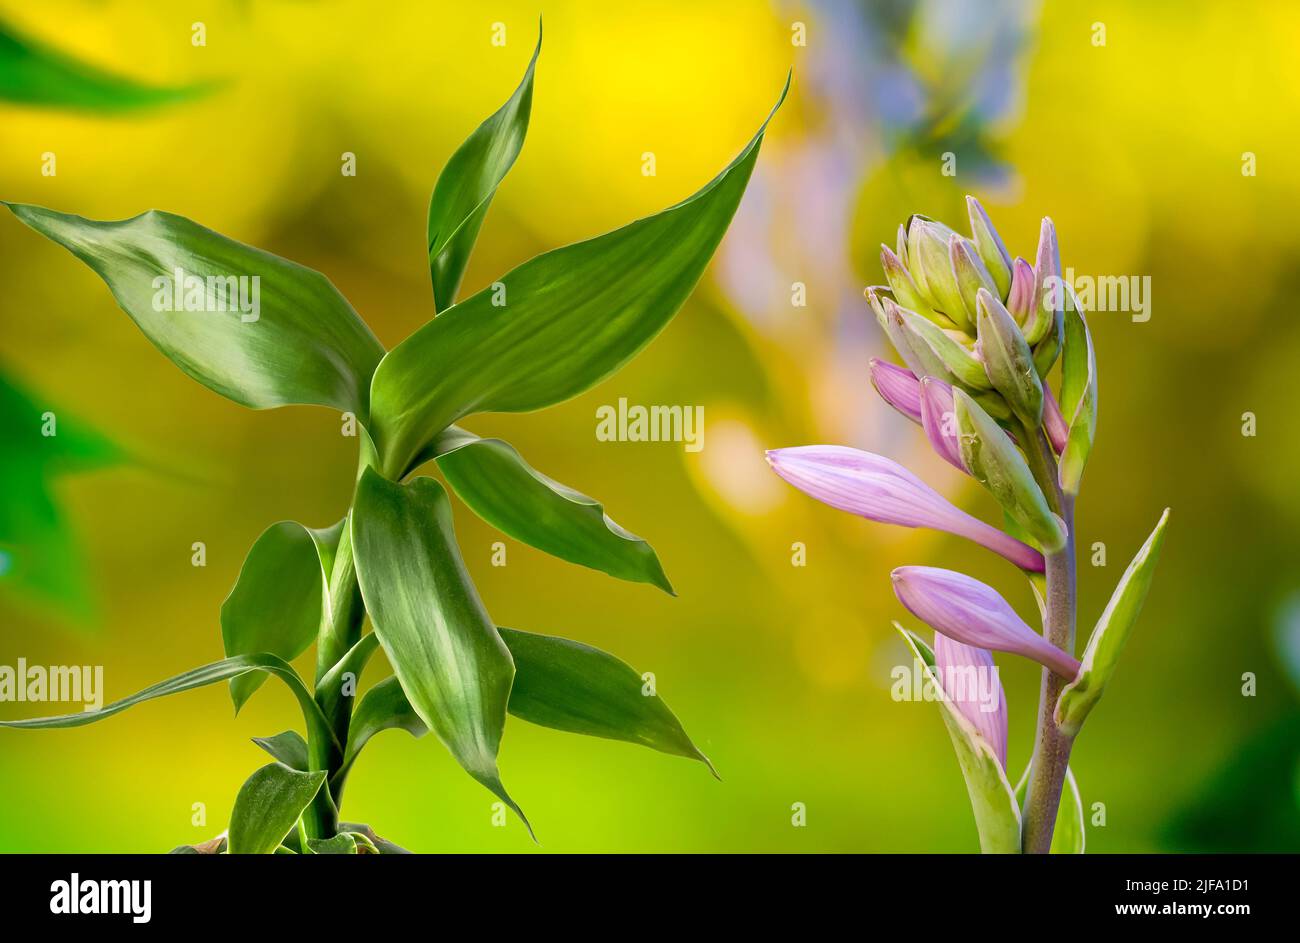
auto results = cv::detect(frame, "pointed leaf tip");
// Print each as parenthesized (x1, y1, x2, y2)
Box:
(371, 74, 786, 475)
(426, 428, 675, 594)
(1055, 509, 1170, 736)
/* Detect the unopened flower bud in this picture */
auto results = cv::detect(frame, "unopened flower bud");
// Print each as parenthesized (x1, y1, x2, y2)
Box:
(907, 217, 972, 332)
(966, 196, 1013, 299)
(950, 235, 1000, 327)
(976, 288, 1043, 426)
(1026, 218, 1062, 346)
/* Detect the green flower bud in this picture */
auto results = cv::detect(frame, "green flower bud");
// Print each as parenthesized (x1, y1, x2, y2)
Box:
(950, 235, 1000, 327)
(976, 288, 1043, 426)
(953, 388, 1067, 553)
(966, 196, 1013, 299)
(891, 300, 992, 391)
(881, 245, 954, 329)
(906, 217, 972, 333)
(1026, 218, 1061, 346)
(867, 289, 958, 385)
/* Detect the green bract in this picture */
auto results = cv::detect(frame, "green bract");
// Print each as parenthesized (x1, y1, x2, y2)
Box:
(896, 626, 1020, 854)
(1, 31, 781, 852)
(1056, 509, 1171, 735)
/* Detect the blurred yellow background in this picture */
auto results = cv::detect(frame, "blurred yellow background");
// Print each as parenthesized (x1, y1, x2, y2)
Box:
(2, 0, 1298, 852)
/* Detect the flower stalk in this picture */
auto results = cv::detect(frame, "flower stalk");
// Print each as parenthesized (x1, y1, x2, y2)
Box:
(769, 196, 1168, 854)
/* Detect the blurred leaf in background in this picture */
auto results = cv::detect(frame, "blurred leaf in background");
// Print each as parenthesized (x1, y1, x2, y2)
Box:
(0, 367, 121, 626)
(0, 11, 215, 630)
(0, 16, 213, 111)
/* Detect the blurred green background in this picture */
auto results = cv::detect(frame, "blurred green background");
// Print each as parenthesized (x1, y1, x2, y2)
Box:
(2, 0, 1298, 852)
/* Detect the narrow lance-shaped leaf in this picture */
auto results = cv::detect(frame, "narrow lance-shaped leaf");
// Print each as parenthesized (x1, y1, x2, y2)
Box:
(1058, 296, 1097, 496)
(0, 654, 338, 755)
(369, 75, 789, 477)
(499, 627, 713, 771)
(1015, 764, 1084, 853)
(421, 426, 673, 593)
(337, 628, 715, 777)
(227, 763, 326, 855)
(4, 203, 385, 416)
(1056, 509, 1171, 736)
(0, 21, 215, 112)
(221, 521, 335, 711)
(896, 625, 1021, 853)
(428, 26, 539, 311)
(350, 468, 527, 833)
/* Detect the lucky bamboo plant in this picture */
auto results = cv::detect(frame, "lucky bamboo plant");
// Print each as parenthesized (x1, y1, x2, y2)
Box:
(767, 198, 1169, 853)
(1, 34, 785, 853)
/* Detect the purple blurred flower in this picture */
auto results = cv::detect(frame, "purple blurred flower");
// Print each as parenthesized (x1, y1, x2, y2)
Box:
(868, 358, 923, 424)
(934, 632, 1008, 769)
(918, 377, 965, 472)
(766, 446, 1043, 571)
(893, 566, 1080, 678)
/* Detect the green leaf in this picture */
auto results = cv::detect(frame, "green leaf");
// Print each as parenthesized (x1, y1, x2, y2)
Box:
(1056, 509, 1170, 736)
(307, 833, 358, 854)
(0, 20, 215, 112)
(337, 676, 427, 787)
(317, 631, 382, 726)
(0, 468, 95, 624)
(3, 203, 385, 416)
(0, 369, 121, 626)
(953, 388, 1066, 552)
(499, 627, 712, 771)
(227, 762, 326, 855)
(368, 75, 789, 476)
(422, 426, 672, 593)
(350, 468, 527, 833)
(253, 730, 309, 771)
(0, 368, 121, 473)
(221, 522, 331, 711)
(0, 653, 339, 755)
(1058, 297, 1096, 496)
(1015, 763, 1085, 853)
(427, 26, 539, 311)
(338, 629, 714, 777)
(896, 624, 1021, 853)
